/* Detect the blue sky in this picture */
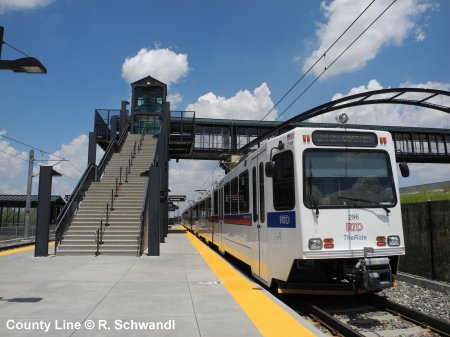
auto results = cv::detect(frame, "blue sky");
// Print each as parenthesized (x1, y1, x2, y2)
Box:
(1, 0, 449, 203)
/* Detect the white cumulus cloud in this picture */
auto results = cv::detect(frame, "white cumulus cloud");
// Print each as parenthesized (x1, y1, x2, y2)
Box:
(303, 0, 434, 78)
(121, 47, 189, 86)
(46, 134, 105, 195)
(0, 0, 53, 13)
(185, 83, 276, 120)
(0, 131, 27, 181)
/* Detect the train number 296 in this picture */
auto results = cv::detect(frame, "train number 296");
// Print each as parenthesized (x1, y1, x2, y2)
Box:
(348, 213, 360, 221)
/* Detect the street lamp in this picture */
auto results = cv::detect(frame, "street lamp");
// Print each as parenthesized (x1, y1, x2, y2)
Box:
(0, 26, 47, 74)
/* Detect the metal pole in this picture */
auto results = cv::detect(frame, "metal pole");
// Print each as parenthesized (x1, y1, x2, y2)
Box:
(0, 26, 4, 59)
(24, 149, 34, 240)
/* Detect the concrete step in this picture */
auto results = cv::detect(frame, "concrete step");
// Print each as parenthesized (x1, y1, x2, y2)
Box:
(72, 217, 141, 225)
(75, 204, 143, 210)
(67, 227, 139, 233)
(58, 244, 97, 251)
(95, 250, 137, 256)
(71, 220, 141, 226)
(57, 250, 97, 256)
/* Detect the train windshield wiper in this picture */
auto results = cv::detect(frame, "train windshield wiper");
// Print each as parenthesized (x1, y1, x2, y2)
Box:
(337, 196, 391, 215)
(307, 161, 319, 217)
(310, 193, 319, 217)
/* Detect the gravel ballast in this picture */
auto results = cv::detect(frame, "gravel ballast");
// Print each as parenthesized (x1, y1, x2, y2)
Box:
(378, 280, 450, 323)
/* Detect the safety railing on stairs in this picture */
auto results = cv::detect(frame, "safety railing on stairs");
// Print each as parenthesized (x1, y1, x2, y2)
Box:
(54, 121, 130, 254)
(95, 175, 121, 256)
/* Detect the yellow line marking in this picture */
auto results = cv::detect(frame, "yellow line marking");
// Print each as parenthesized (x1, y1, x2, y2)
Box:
(185, 230, 316, 337)
(0, 242, 55, 256)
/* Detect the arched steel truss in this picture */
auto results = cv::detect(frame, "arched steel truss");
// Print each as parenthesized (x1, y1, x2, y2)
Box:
(239, 87, 450, 154)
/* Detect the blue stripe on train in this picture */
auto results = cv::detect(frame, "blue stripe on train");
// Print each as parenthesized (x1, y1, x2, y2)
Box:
(267, 211, 296, 228)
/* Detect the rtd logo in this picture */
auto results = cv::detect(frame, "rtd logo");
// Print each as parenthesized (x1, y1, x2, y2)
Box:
(346, 223, 363, 232)
(280, 215, 291, 225)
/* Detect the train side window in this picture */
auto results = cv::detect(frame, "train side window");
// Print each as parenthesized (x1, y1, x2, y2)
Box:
(201, 200, 206, 217)
(213, 190, 218, 216)
(252, 167, 258, 222)
(239, 170, 249, 213)
(224, 183, 231, 214)
(272, 151, 295, 210)
(206, 196, 211, 217)
(231, 177, 239, 214)
(259, 162, 265, 222)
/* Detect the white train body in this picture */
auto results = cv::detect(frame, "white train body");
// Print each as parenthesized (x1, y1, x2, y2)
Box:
(183, 127, 405, 294)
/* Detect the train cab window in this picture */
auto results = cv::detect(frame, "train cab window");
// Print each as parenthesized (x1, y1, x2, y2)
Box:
(231, 178, 239, 214)
(224, 183, 231, 214)
(259, 162, 265, 222)
(303, 150, 396, 209)
(272, 151, 295, 211)
(239, 171, 249, 213)
(213, 190, 218, 216)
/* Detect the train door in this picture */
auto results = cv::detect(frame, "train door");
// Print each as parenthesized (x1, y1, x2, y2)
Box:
(251, 154, 268, 281)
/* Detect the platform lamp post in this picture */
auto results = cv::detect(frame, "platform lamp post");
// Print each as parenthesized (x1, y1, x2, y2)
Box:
(0, 26, 47, 74)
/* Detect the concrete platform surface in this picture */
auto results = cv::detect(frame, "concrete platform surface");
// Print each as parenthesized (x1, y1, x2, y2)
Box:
(0, 226, 323, 337)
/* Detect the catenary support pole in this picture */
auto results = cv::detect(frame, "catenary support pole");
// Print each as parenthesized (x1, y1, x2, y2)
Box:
(23, 149, 34, 240)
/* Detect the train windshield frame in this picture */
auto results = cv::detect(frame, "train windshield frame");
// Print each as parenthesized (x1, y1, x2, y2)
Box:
(303, 149, 397, 210)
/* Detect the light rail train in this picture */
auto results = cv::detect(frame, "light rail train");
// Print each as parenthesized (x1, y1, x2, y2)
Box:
(182, 126, 406, 295)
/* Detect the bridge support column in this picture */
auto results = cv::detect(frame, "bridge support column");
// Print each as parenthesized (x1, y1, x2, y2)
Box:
(87, 131, 97, 166)
(148, 160, 160, 256)
(161, 102, 170, 239)
(120, 100, 129, 133)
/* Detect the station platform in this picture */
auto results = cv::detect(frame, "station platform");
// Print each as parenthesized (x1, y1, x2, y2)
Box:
(0, 226, 324, 337)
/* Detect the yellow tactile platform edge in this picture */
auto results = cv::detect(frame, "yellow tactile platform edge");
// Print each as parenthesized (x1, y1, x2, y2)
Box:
(0, 242, 54, 256)
(185, 230, 316, 337)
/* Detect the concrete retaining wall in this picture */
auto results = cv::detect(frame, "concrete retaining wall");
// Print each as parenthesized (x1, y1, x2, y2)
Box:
(400, 200, 450, 283)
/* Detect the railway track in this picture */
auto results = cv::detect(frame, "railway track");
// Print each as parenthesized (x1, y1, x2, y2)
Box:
(283, 294, 450, 337)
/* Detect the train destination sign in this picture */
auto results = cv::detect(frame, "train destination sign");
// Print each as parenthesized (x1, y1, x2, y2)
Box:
(312, 131, 378, 147)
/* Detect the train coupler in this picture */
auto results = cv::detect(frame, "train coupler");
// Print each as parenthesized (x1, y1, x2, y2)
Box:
(355, 256, 393, 292)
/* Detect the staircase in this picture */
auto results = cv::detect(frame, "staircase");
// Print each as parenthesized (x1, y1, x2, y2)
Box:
(57, 134, 156, 255)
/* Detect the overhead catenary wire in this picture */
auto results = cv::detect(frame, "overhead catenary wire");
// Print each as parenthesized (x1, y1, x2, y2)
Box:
(273, 0, 397, 123)
(0, 134, 66, 161)
(0, 147, 81, 181)
(2, 40, 31, 58)
(255, 0, 377, 124)
(0, 133, 83, 174)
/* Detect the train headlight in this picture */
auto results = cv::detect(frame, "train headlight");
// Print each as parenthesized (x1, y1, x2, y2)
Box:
(387, 235, 400, 246)
(309, 238, 323, 250)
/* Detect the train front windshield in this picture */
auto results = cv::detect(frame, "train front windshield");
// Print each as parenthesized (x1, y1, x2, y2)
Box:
(304, 150, 396, 209)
